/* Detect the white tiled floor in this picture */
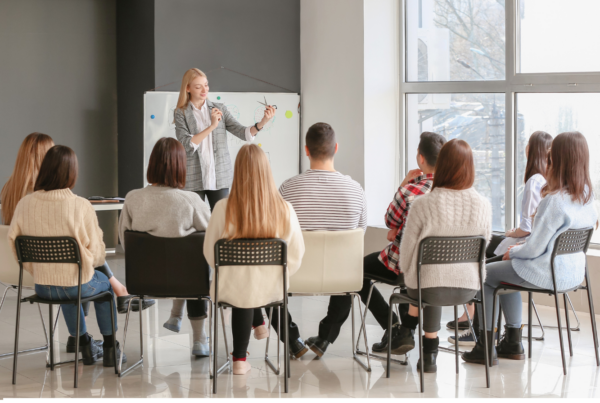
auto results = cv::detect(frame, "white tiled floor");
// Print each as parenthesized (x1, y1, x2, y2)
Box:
(0, 252, 599, 398)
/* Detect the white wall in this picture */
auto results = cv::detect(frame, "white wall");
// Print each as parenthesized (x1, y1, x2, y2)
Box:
(364, 0, 400, 226)
(300, 0, 365, 185)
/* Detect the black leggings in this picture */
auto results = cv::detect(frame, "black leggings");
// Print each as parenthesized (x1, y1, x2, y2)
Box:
(231, 308, 265, 358)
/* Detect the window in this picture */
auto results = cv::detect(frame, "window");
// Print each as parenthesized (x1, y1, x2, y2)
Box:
(519, 0, 600, 73)
(516, 93, 600, 243)
(401, 0, 600, 245)
(406, 0, 506, 81)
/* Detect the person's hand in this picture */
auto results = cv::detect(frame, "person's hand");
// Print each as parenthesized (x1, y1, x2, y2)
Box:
(400, 169, 424, 188)
(259, 106, 276, 127)
(502, 245, 516, 260)
(210, 108, 223, 128)
(387, 228, 397, 242)
(505, 228, 516, 237)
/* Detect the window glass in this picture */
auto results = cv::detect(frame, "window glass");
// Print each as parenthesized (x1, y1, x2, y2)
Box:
(519, 0, 600, 73)
(407, 93, 506, 231)
(406, 0, 506, 81)
(516, 93, 600, 243)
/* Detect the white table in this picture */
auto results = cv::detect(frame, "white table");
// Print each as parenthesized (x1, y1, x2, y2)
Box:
(91, 202, 124, 253)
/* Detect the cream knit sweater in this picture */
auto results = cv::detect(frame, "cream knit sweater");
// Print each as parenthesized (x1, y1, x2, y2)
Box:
(400, 187, 491, 290)
(8, 189, 105, 286)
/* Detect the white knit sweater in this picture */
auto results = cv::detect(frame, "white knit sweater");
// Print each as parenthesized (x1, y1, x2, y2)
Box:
(8, 189, 105, 286)
(400, 187, 492, 290)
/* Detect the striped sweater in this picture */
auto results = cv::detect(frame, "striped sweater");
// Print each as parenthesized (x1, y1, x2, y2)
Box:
(279, 169, 367, 231)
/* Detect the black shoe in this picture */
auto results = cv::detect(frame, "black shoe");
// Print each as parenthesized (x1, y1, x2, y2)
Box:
(305, 336, 330, 358)
(117, 296, 156, 314)
(388, 325, 415, 355)
(290, 338, 309, 359)
(446, 318, 471, 330)
(497, 325, 525, 360)
(67, 334, 103, 353)
(81, 335, 104, 365)
(416, 336, 438, 373)
(461, 330, 499, 366)
(372, 323, 402, 353)
(103, 341, 127, 367)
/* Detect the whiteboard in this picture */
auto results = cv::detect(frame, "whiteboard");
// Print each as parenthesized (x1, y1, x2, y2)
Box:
(143, 91, 300, 187)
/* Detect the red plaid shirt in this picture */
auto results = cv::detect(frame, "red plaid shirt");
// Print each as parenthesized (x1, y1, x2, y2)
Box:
(378, 174, 434, 274)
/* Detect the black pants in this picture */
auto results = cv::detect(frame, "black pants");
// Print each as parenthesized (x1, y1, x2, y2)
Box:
(194, 188, 230, 211)
(231, 308, 265, 358)
(263, 307, 300, 343)
(188, 189, 230, 318)
(317, 252, 405, 343)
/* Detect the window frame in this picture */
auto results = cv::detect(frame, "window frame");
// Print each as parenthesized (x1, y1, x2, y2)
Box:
(399, 0, 600, 240)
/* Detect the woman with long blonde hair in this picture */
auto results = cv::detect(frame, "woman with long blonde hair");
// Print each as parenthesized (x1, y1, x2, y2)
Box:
(173, 68, 275, 209)
(203, 144, 305, 375)
(1, 132, 54, 225)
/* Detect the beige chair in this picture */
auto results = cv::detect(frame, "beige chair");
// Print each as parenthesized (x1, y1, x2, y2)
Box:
(264, 228, 372, 373)
(0, 225, 49, 358)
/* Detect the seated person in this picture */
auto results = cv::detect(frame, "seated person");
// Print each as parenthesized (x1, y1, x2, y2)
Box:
(301, 131, 447, 358)
(8, 145, 127, 366)
(450, 130, 553, 346)
(462, 131, 598, 366)
(393, 139, 492, 373)
(203, 144, 305, 375)
(262, 122, 368, 358)
(119, 137, 211, 357)
(1, 133, 153, 353)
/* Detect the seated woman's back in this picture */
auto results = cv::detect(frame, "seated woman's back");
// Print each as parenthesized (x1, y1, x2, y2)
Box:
(119, 138, 211, 243)
(400, 139, 492, 291)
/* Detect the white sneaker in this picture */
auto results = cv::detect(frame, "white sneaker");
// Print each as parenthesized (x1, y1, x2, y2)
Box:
(253, 324, 269, 340)
(233, 360, 252, 375)
(192, 341, 210, 357)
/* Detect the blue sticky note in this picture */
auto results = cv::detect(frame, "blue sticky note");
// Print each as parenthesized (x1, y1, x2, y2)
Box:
(151, 115, 155, 119)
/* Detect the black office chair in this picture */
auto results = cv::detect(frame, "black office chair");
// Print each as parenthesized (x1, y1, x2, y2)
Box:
(491, 227, 599, 375)
(119, 231, 212, 377)
(212, 238, 289, 394)
(386, 236, 490, 393)
(12, 236, 117, 388)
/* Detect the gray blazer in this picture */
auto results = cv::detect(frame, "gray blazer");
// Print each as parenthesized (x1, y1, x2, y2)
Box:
(174, 100, 247, 192)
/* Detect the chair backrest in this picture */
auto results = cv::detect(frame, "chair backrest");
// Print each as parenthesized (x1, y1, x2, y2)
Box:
(124, 231, 210, 298)
(552, 227, 594, 258)
(288, 229, 363, 294)
(418, 236, 486, 266)
(0, 226, 34, 287)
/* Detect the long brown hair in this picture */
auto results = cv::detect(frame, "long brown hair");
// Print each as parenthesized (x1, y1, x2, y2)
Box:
(147, 138, 187, 188)
(224, 144, 289, 239)
(1, 133, 54, 224)
(34, 146, 78, 191)
(432, 139, 475, 191)
(524, 131, 553, 183)
(542, 131, 593, 204)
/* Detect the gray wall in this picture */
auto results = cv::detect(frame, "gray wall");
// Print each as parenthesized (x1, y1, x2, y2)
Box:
(154, 0, 300, 93)
(0, 0, 118, 244)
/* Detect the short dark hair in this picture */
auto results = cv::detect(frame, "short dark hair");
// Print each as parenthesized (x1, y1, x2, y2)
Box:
(418, 131, 446, 167)
(34, 145, 78, 191)
(147, 137, 187, 188)
(306, 123, 336, 160)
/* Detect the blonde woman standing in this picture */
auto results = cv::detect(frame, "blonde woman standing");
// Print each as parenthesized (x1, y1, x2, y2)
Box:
(203, 144, 305, 375)
(174, 68, 275, 210)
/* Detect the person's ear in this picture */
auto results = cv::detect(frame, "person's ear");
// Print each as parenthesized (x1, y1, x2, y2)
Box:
(334, 143, 339, 155)
(305, 145, 311, 158)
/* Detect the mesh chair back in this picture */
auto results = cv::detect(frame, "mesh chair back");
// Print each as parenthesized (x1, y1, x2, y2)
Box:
(0, 226, 34, 287)
(15, 237, 80, 264)
(215, 239, 286, 266)
(124, 231, 210, 297)
(419, 237, 486, 265)
(554, 228, 593, 256)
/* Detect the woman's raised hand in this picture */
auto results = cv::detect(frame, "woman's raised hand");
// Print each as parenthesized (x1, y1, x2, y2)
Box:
(260, 106, 276, 126)
(211, 108, 223, 127)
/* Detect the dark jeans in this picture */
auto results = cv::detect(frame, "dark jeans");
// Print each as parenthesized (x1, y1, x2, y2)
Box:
(406, 287, 477, 333)
(194, 188, 230, 211)
(317, 252, 404, 343)
(35, 271, 117, 337)
(231, 308, 265, 358)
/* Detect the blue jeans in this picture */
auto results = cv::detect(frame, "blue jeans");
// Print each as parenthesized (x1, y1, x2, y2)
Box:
(477, 260, 543, 331)
(35, 271, 118, 337)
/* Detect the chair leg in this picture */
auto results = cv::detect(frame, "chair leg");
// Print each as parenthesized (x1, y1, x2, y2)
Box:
(584, 271, 599, 366)
(49, 305, 55, 371)
(110, 297, 118, 374)
(490, 289, 499, 363)
(454, 305, 459, 374)
(497, 303, 503, 342)
(553, 292, 567, 375)
(74, 304, 81, 388)
(220, 308, 231, 371)
(264, 307, 280, 375)
(386, 299, 393, 378)
(213, 303, 218, 395)
(564, 294, 573, 357)
(284, 302, 289, 393)
(12, 284, 24, 385)
(356, 283, 375, 353)
(208, 301, 214, 379)
(532, 300, 546, 341)
(417, 304, 424, 393)
(463, 304, 477, 343)
(528, 293, 533, 358)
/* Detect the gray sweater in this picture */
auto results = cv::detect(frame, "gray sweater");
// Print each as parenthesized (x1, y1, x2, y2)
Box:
(118, 186, 211, 248)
